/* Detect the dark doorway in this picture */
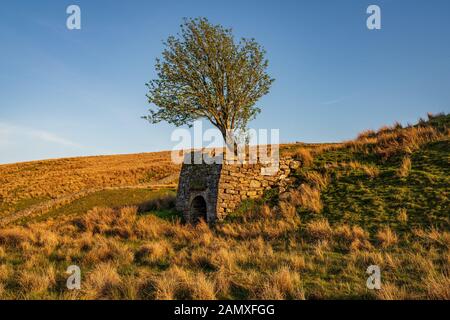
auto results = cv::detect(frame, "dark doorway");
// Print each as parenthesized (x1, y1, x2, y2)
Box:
(190, 196, 207, 223)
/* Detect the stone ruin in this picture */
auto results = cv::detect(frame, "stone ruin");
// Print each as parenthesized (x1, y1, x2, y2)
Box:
(175, 152, 301, 223)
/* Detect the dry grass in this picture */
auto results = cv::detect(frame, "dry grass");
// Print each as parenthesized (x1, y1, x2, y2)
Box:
(305, 219, 332, 241)
(278, 202, 297, 219)
(348, 161, 380, 178)
(17, 264, 56, 295)
(0, 113, 447, 300)
(349, 124, 443, 160)
(260, 266, 305, 299)
(0, 227, 33, 247)
(377, 283, 410, 300)
(291, 148, 314, 167)
(135, 241, 173, 265)
(83, 238, 133, 265)
(151, 266, 216, 300)
(413, 228, 450, 249)
(85, 262, 122, 299)
(397, 156, 412, 178)
(397, 208, 408, 224)
(0, 201, 446, 299)
(74, 206, 138, 238)
(333, 224, 371, 251)
(0, 151, 180, 217)
(287, 184, 323, 214)
(424, 272, 450, 299)
(301, 171, 329, 189)
(376, 227, 398, 248)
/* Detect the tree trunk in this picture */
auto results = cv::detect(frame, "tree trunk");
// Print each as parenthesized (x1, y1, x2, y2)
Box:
(222, 129, 239, 159)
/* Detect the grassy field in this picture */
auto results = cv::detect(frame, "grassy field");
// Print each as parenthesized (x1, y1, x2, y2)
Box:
(0, 113, 448, 299)
(0, 151, 180, 220)
(20, 188, 178, 225)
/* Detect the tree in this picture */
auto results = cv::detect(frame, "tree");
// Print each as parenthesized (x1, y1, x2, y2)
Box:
(144, 17, 274, 151)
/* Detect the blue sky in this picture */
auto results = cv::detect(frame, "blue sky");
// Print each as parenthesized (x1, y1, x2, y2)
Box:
(1, 0, 449, 164)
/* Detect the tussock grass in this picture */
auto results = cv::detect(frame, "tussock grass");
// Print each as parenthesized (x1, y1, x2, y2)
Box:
(305, 219, 332, 241)
(135, 241, 173, 266)
(0, 197, 447, 299)
(376, 227, 398, 248)
(397, 156, 412, 178)
(0, 113, 448, 300)
(350, 122, 444, 160)
(286, 185, 323, 214)
(292, 148, 314, 167)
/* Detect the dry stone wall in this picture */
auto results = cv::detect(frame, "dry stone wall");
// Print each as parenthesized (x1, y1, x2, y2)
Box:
(176, 154, 301, 223)
(215, 158, 300, 219)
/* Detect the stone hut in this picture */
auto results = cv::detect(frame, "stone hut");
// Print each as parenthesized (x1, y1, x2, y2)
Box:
(176, 152, 300, 223)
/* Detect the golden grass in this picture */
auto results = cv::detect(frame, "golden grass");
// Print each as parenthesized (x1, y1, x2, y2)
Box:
(0, 227, 33, 247)
(333, 224, 371, 251)
(348, 161, 380, 178)
(397, 156, 412, 178)
(151, 266, 216, 300)
(349, 124, 443, 160)
(301, 171, 329, 189)
(424, 272, 450, 299)
(397, 208, 408, 224)
(17, 264, 56, 295)
(376, 227, 398, 248)
(260, 266, 305, 300)
(0, 202, 447, 299)
(83, 238, 133, 265)
(413, 228, 450, 249)
(135, 241, 173, 265)
(287, 184, 323, 214)
(0, 151, 180, 216)
(305, 219, 332, 241)
(377, 282, 409, 300)
(291, 148, 314, 167)
(0, 113, 447, 300)
(85, 262, 122, 299)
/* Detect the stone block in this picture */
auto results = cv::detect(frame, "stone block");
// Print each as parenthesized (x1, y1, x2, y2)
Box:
(249, 180, 261, 188)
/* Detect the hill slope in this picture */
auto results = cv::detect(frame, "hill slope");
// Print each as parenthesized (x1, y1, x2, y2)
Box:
(0, 113, 448, 299)
(0, 151, 180, 224)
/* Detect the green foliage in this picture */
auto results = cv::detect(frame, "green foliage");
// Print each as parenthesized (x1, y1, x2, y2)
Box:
(144, 17, 274, 138)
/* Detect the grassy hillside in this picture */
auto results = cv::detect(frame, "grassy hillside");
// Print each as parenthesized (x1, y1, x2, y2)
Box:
(0, 113, 448, 299)
(296, 118, 449, 231)
(0, 151, 180, 224)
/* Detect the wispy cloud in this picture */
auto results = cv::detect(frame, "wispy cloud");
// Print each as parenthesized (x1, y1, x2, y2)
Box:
(0, 122, 82, 148)
(321, 97, 345, 105)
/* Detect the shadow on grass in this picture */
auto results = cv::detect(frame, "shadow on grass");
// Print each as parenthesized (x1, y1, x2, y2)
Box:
(137, 194, 183, 221)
